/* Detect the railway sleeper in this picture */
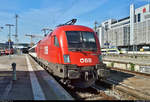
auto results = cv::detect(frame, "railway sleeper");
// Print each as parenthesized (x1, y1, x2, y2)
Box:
(116, 85, 150, 100)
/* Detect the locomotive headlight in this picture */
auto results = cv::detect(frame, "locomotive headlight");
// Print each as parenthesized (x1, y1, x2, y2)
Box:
(63, 55, 70, 63)
(98, 55, 103, 62)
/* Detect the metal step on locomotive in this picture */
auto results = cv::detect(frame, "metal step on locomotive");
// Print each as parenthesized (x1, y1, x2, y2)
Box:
(29, 19, 110, 88)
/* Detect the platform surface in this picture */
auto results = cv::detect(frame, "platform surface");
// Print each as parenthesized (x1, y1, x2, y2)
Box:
(103, 56, 150, 65)
(0, 54, 73, 100)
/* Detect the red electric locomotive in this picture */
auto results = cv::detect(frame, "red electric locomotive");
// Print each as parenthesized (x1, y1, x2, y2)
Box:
(33, 19, 109, 88)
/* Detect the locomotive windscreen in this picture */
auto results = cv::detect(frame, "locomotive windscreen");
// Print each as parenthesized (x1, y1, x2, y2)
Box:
(66, 31, 97, 51)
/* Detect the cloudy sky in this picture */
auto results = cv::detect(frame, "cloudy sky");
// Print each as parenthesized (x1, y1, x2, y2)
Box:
(0, 0, 149, 43)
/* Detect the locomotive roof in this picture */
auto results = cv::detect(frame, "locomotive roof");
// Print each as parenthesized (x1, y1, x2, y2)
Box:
(39, 25, 95, 43)
(55, 25, 94, 32)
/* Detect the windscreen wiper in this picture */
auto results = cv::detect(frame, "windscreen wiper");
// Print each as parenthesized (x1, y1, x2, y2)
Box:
(69, 48, 82, 51)
(88, 48, 97, 52)
(69, 41, 81, 44)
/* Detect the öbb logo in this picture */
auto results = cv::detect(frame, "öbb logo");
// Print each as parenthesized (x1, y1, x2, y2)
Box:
(80, 58, 92, 63)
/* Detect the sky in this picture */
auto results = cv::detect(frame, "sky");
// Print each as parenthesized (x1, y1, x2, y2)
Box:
(0, 0, 149, 44)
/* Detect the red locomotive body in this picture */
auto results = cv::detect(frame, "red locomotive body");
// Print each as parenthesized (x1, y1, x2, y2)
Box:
(37, 25, 100, 65)
(33, 20, 109, 88)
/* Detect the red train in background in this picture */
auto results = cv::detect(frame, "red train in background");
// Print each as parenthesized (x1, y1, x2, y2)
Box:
(0, 48, 14, 55)
(29, 19, 109, 88)
(5, 48, 14, 55)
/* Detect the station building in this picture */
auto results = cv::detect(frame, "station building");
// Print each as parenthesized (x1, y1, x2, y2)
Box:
(0, 43, 30, 49)
(97, 4, 150, 51)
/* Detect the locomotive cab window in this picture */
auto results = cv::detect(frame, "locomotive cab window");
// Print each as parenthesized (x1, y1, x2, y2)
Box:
(54, 35, 59, 47)
(66, 31, 97, 51)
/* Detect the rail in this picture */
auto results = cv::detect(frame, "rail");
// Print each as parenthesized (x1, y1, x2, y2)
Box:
(104, 78, 150, 100)
(110, 67, 150, 77)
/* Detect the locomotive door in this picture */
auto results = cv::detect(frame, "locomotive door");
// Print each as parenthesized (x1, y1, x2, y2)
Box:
(52, 35, 61, 64)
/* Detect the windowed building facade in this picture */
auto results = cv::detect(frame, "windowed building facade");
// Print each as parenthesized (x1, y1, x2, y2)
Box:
(97, 4, 150, 51)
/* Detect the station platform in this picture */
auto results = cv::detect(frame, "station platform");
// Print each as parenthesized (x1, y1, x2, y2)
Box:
(0, 54, 73, 100)
(103, 56, 150, 66)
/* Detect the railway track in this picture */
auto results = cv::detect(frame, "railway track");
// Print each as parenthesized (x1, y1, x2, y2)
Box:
(102, 77, 150, 100)
(110, 67, 150, 77)
(107, 67, 150, 100)
(68, 66, 150, 100)
(95, 65, 150, 100)
(91, 84, 120, 100)
(63, 84, 117, 100)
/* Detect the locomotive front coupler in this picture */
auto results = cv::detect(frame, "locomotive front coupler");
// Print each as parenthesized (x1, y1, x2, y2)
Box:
(84, 71, 95, 81)
(65, 64, 80, 79)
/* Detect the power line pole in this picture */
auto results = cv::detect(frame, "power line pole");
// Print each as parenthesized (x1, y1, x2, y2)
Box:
(105, 25, 109, 48)
(13, 14, 19, 54)
(15, 14, 19, 54)
(115, 31, 118, 48)
(0, 27, 4, 50)
(94, 21, 98, 32)
(15, 14, 19, 43)
(5, 24, 14, 58)
(25, 34, 34, 47)
(25, 34, 44, 47)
